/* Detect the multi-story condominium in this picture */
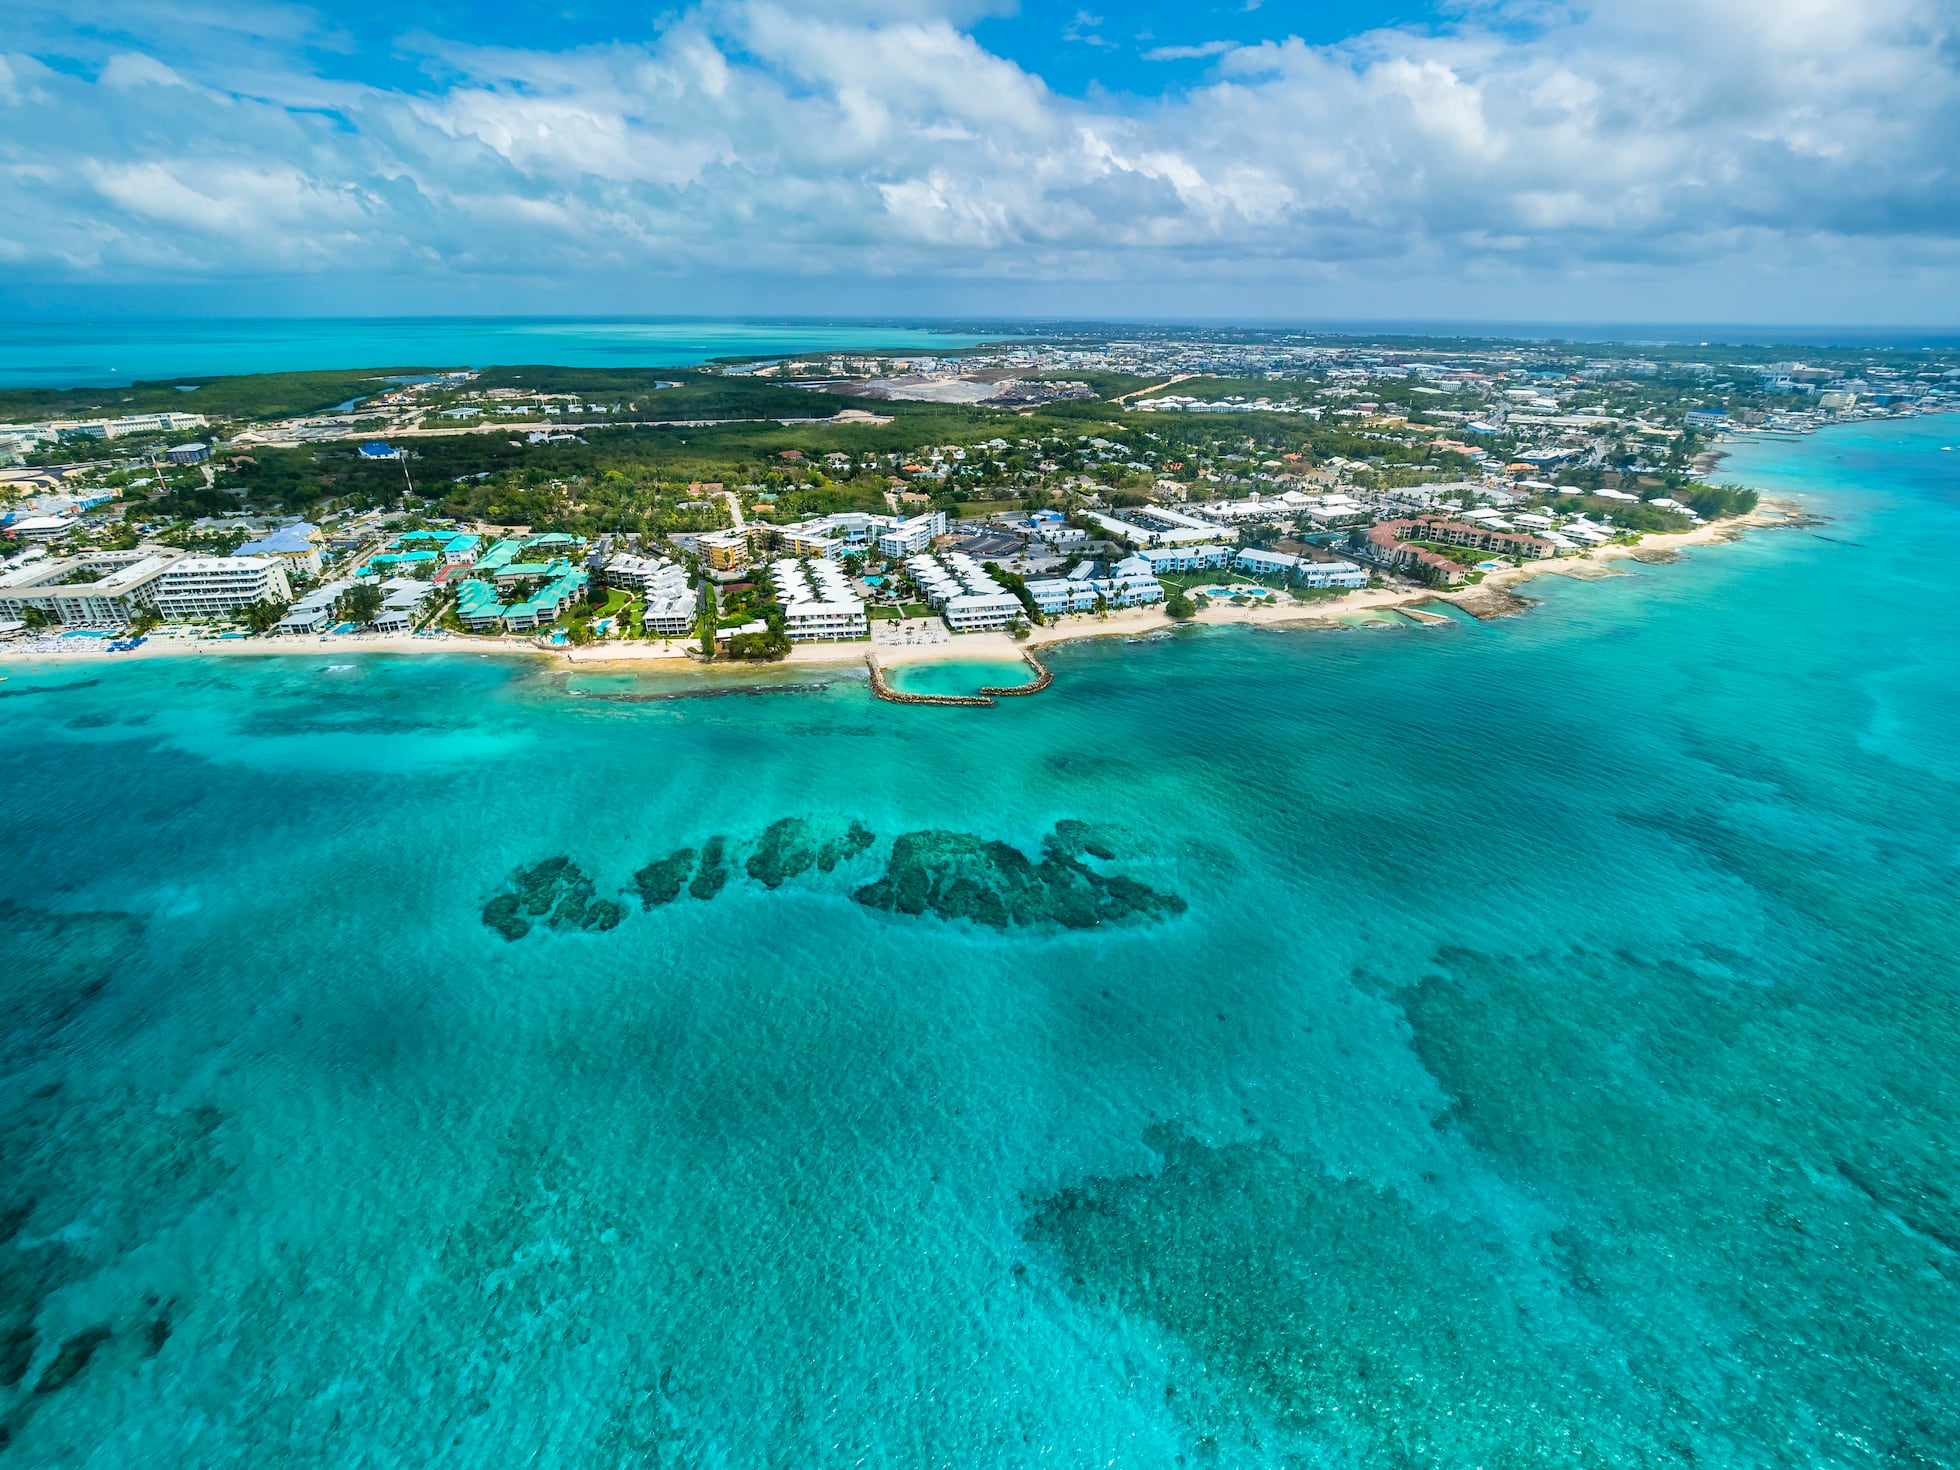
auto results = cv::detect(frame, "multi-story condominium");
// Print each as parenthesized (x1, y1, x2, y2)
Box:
(455, 579, 507, 631)
(150, 556, 293, 619)
(500, 567, 587, 632)
(699, 530, 750, 570)
(372, 579, 436, 633)
(905, 551, 1025, 631)
(233, 521, 324, 578)
(643, 588, 699, 636)
(0, 550, 181, 626)
(943, 593, 1025, 631)
(905, 554, 964, 607)
(770, 555, 865, 640)
(1380, 517, 1555, 560)
(1232, 548, 1370, 589)
(1024, 575, 1165, 615)
(274, 580, 356, 634)
(1136, 544, 1233, 573)
(875, 511, 945, 557)
(0, 548, 291, 627)
(602, 553, 677, 594)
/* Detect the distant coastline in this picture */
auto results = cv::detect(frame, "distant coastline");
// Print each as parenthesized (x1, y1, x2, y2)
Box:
(0, 501, 1798, 686)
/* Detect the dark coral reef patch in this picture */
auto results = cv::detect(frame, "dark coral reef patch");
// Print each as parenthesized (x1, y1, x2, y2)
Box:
(688, 837, 731, 901)
(852, 827, 1184, 930)
(632, 849, 697, 908)
(481, 857, 622, 941)
(490, 818, 1171, 936)
(745, 817, 876, 889)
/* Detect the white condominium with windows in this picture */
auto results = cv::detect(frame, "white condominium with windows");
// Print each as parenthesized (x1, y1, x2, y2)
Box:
(771, 556, 866, 641)
(0, 550, 180, 627)
(150, 556, 293, 619)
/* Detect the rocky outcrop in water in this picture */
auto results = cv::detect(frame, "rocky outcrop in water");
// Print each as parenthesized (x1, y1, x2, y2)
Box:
(491, 819, 1171, 936)
(746, 817, 876, 889)
(852, 827, 1184, 930)
(481, 857, 623, 941)
(633, 849, 697, 908)
(688, 837, 731, 901)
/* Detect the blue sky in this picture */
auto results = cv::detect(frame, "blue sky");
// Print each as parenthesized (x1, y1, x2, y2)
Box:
(3, 0, 1956, 323)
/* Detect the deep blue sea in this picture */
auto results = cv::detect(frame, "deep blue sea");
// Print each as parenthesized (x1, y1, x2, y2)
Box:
(1, 418, 1957, 1466)
(0, 320, 1000, 390)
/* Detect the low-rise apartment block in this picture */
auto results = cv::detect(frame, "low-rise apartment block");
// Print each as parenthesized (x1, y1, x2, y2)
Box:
(770, 557, 866, 640)
(905, 550, 1023, 631)
(1232, 548, 1369, 588)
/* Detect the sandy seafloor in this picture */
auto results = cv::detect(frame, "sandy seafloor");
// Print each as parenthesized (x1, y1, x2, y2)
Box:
(1, 416, 1957, 1466)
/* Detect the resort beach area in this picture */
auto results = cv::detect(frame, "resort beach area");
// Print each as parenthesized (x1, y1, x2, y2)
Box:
(0, 499, 1797, 679)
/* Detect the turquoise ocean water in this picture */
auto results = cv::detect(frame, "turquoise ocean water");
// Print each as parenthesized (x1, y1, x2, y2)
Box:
(1, 417, 1957, 1465)
(0, 320, 1000, 390)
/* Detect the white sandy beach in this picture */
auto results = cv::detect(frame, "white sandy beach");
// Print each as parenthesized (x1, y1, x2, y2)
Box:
(0, 504, 1798, 676)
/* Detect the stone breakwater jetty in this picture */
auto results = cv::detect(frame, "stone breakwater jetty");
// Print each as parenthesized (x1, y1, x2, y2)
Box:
(978, 652, 1052, 697)
(866, 651, 1052, 708)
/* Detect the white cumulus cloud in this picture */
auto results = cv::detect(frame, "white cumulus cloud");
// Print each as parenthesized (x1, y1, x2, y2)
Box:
(0, 0, 1953, 318)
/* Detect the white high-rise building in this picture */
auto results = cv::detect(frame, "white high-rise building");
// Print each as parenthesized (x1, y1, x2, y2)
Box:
(149, 556, 293, 619)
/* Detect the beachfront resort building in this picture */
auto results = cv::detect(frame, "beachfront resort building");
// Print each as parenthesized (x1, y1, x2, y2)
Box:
(232, 521, 324, 578)
(149, 556, 293, 620)
(1232, 548, 1370, 589)
(904, 551, 1024, 631)
(274, 579, 354, 635)
(770, 557, 866, 640)
(0, 547, 292, 625)
(455, 560, 588, 632)
(601, 553, 699, 636)
(372, 578, 436, 633)
(1024, 556, 1166, 616)
(0, 550, 180, 626)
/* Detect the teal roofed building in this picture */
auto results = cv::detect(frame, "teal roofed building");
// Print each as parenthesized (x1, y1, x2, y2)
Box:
(477, 540, 525, 574)
(364, 550, 439, 574)
(501, 566, 588, 631)
(493, 559, 560, 585)
(455, 579, 507, 631)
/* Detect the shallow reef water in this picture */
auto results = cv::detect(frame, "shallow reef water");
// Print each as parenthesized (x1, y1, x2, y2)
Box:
(508, 819, 1179, 939)
(0, 418, 1957, 1466)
